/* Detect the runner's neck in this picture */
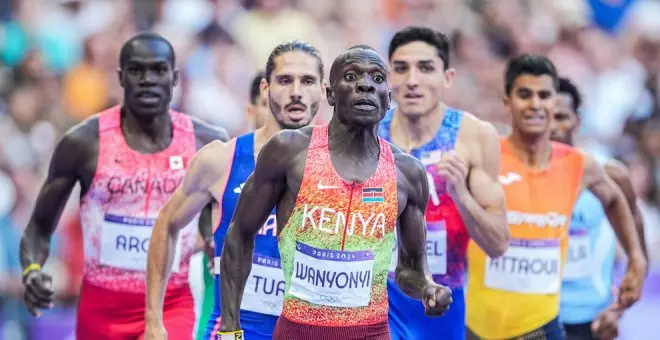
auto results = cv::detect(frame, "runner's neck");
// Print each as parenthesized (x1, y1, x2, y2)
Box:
(328, 117, 380, 161)
(390, 104, 445, 152)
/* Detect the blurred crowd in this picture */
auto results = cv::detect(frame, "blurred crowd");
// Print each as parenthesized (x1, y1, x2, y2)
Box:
(1, 0, 660, 338)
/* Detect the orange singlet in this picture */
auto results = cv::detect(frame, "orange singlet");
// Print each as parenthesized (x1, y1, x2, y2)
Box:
(466, 138, 584, 339)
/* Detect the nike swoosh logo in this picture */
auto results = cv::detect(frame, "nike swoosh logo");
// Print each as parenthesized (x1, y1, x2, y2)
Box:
(317, 183, 339, 190)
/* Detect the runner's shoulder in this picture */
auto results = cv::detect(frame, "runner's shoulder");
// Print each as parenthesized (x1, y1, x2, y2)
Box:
(390, 143, 427, 193)
(458, 111, 499, 144)
(267, 126, 313, 156)
(57, 114, 100, 155)
(189, 115, 229, 144)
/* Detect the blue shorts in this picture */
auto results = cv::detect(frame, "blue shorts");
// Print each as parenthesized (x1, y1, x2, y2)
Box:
(388, 279, 465, 340)
(203, 309, 278, 340)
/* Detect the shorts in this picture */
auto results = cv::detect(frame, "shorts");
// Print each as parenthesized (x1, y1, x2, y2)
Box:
(466, 317, 565, 340)
(76, 279, 195, 340)
(563, 323, 595, 340)
(204, 310, 278, 340)
(273, 315, 390, 340)
(388, 280, 465, 340)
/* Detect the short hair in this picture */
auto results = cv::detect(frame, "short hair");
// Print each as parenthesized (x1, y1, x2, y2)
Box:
(558, 77, 582, 114)
(250, 71, 265, 104)
(348, 44, 378, 52)
(388, 26, 450, 69)
(264, 40, 324, 83)
(504, 54, 558, 95)
(119, 31, 175, 68)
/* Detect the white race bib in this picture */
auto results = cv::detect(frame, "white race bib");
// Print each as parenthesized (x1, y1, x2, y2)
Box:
(563, 228, 592, 280)
(484, 238, 561, 294)
(241, 254, 285, 316)
(289, 242, 375, 308)
(100, 214, 183, 272)
(426, 221, 447, 275)
(389, 221, 447, 275)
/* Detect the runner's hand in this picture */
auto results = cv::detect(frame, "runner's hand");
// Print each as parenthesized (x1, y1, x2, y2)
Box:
(23, 270, 54, 317)
(591, 306, 622, 340)
(144, 324, 168, 340)
(421, 283, 452, 316)
(618, 265, 644, 308)
(436, 151, 469, 201)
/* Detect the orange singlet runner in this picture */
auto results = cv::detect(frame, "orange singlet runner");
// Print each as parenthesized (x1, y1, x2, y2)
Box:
(466, 137, 584, 339)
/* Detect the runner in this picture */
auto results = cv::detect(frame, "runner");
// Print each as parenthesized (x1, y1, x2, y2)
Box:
(378, 26, 508, 340)
(247, 71, 269, 130)
(465, 54, 647, 340)
(19, 31, 228, 340)
(148, 45, 453, 340)
(551, 77, 648, 340)
(145, 41, 326, 340)
(193, 69, 269, 340)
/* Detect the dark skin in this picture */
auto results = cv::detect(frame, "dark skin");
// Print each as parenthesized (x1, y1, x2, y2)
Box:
(218, 48, 452, 332)
(19, 35, 227, 317)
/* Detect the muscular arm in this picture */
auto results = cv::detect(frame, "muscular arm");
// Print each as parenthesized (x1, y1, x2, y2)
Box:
(395, 155, 434, 299)
(458, 122, 509, 257)
(19, 129, 87, 271)
(145, 141, 229, 325)
(219, 133, 292, 331)
(198, 201, 215, 244)
(582, 155, 646, 277)
(605, 160, 648, 268)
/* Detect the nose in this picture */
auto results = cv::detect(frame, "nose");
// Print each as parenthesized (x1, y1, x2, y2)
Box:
(290, 80, 302, 101)
(405, 69, 419, 90)
(529, 95, 541, 110)
(356, 78, 375, 94)
(139, 70, 157, 85)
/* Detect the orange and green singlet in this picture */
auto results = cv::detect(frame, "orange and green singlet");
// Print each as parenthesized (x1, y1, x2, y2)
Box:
(277, 124, 399, 327)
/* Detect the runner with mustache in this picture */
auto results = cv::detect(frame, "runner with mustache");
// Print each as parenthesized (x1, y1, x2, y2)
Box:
(145, 41, 325, 340)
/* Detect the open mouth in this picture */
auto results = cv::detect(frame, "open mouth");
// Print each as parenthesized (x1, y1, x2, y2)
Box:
(352, 98, 377, 112)
(285, 104, 307, 121)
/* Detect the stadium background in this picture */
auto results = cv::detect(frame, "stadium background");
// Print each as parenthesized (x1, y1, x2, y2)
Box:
(1, 0, 659, 338)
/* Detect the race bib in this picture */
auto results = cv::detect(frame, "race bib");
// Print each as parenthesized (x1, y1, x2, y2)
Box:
(241, 254, 285, 316)
(289, 242, 374, 308)
(563, 228, 592, 280)
(100, 214, 183, 272)
(484, 238, 561, 294)
(389, 221, 447, 275)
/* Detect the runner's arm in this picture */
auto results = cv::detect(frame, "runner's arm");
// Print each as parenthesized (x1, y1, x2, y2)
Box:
(584, 155, 645, 270)
(198, 201, 215, 247)
(19, 130, 86, 272)
(604, 160, 648, 269)
(219, 133, 290, 331)
(583, 154, 646, 308)
(394, 155, 435, 299)
(459, 122, 508, 257)
(146, 141, 228, 326)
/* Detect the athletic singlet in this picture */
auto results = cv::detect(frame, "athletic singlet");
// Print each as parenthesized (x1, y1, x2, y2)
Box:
(379, 108, 468, 286)
(379, 108, 467, 340)
(205, 133, 282, 339)
(466, 138, 584, 339)
(277, 124, 398, 327)
(560, 155, 616, 324)
(79, 105, 199, 294)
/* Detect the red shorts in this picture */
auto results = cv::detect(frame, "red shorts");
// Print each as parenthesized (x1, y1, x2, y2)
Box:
(76, 279, 195, 340)
(273, 315, 390, 340)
